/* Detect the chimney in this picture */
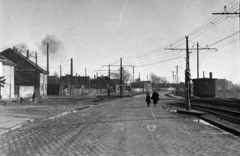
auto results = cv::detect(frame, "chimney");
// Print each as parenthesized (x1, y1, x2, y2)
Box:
(209, 72, 212, 79)
(13, 47, 15, 51)
(47, 43, 49, 74)
(203, 71, 205, 78)
(26, 50, 29, 59)
(71, 58, 73, 76)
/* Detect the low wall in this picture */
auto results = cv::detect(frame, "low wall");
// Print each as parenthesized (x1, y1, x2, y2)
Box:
(19, 86, 34, 98)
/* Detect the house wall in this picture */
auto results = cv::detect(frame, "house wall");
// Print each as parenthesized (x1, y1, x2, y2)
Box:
(0, 62, 2, 76)
(1, 65, 15, 99)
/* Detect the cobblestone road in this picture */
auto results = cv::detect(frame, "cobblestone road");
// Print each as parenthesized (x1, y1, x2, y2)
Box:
(0, 94, 240, 156)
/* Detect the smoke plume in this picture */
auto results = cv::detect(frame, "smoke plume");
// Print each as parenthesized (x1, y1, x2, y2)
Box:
(41, 34, 63, 55)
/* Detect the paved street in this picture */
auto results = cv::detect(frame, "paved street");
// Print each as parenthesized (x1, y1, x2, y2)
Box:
(0, 93, 240, 156)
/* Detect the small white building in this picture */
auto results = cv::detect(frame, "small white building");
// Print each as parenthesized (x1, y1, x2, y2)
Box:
(0, 55, 15, 99)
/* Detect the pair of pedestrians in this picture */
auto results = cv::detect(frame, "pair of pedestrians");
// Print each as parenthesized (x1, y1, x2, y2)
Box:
(146, 90, 160, 107)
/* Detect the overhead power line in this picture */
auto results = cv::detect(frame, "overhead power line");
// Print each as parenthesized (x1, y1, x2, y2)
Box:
(208, 31, 239, 47)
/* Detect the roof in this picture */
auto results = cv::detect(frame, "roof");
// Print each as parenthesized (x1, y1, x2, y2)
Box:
(192, 78, 217, 81)
(0, 48, 48, 74)
(0, 55, 16, 66)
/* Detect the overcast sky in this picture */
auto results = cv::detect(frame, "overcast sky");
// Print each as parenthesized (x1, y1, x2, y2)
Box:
(0, 0, 239, 84)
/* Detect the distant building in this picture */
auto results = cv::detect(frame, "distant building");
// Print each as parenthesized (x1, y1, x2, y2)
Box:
(59, 75, 90, 95)
(90, 76, 120, 94)
(227, 80, 233, 90)
(0, 48, 48, 98)
(131, 81, 152, 92)
(216, 79, 233, 91)
(216, 79, 227, 91)
(47, 76, 60, 95)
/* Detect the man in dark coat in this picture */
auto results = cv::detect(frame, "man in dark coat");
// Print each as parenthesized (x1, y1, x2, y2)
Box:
(151, 90, 159, 106)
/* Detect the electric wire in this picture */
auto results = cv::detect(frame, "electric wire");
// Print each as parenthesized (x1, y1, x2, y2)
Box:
(188, 0, 239, 36)
(126, 0, 239, 62)
(99, 0, 239, 70)
(208, 31, 239, 47)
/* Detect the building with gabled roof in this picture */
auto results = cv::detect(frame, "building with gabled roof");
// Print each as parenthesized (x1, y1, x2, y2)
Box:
(0, 48, 48, 98)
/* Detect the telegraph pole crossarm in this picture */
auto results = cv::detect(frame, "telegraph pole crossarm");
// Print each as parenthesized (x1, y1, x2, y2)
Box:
(212, 6, 240, 15)
(94, 70, 118, 72)
(164, 48, 217, 51)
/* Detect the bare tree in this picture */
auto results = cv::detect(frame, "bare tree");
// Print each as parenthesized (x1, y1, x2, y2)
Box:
(14, 43, 35, 58)
(111, 68, 131, 84)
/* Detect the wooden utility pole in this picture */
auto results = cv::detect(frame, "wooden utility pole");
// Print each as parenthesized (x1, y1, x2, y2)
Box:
(185, 36, 190, 110)
(85, 68, 87, 89)
(133, 66, 134, 83)
(35, 52, 38, 98)
(94, 68, 118, 96)
(172, 71, 175, 84)
(175, 66, 179, 83)
(108, 64, 110, 96)
(101, 62, 134, 97)
(60, 65, 62, 96)
(165, 37, 216, 110)
(197, 42, 199, 96)
(120, 58, 123, 97)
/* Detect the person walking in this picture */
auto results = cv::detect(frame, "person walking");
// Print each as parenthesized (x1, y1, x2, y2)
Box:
(146, 92, 151, 107)
(152, 90, 159, 106)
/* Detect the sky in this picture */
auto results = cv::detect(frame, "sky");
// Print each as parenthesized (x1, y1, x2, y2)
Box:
(0, 0, 239, 84)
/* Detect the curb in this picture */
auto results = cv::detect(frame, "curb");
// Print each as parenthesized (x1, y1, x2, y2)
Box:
(200, 116, 240, 136)
(0, 118, 35, 136)
(48, 106, 90, 120)
(0, 106, 90, 136)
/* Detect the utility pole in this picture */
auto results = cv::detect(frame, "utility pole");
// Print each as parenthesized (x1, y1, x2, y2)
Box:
(172, 71, 175, 92)
(172, 71, 175, 84)
(175, 66, 179, 83)
(139, 72, 141, 92)
(47, 43, 49, 74)
(101, 63, 134, 97)
(120, 58, 123, 97)
(60, 65, 62, 96)
(133, 66, 134, 83)
(185, 36, 190, 110)
(165, 37, 217, 110)
(94, 68, 118, 96)
(197, 42, 199, 96)
(85, 68, 87, 89)
(35, 52, 38, 98)
(108, 64, 110, 96)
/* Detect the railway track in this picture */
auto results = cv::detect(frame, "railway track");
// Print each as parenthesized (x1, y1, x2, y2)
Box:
(164, 93, 240, 136)
(172, 102, 240, 124)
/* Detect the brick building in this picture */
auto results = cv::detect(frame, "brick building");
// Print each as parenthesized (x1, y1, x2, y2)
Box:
(59, 75, 90, 95)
